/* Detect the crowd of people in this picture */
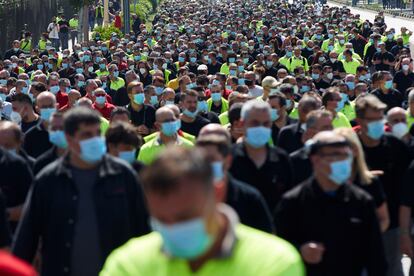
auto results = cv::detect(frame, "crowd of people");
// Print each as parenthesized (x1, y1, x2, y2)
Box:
(1, 0, 414, 275)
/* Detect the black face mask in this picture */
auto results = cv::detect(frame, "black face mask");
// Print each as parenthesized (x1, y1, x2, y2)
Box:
(245, 79, 253, 86)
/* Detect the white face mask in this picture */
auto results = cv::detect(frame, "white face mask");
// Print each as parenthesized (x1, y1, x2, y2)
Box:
(326, 72, 333, 79)
(139, 68, 146, 74)
(392, 122, 408, 138)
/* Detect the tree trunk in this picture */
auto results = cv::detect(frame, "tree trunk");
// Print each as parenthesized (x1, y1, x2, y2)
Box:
(82, 3, 89, 42)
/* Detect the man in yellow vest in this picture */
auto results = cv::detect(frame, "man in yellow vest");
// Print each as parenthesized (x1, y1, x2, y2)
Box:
(69, 14, 79, 49)
(95, 2, 104, 27)
(101, 146, 304, 276)
(20, 32, 32, 54)
(38, 33, 50, 51)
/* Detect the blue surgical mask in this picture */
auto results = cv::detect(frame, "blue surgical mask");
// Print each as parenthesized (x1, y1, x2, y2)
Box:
(21, 86, 29, 94)
(186, 83, 196, 90)
(0, 79, 7, 86)
(0, 93, 6, 101)
(118, 150, 136, 163)
(76, 68, 84, 74)
(161, 120, 178, 136)
(245, 126, 271, 148)
(49, 130, 68, 149)
(238, 65, 244, 71)
(346, 81, 355, 90)
(40, 108, 56, 121)
(384, 80, 393, 89)
(134, 55, 141, 61)
(183, 108, 198, 118)
(285, 99, 292, 109)
(286, 51, 292, 57)
(190, 57, 197, 63)
(311, 73, 319, 80)
(155, 87, 164, 95)
(367, 120, 384, 140)
(178, 57, 185, 63)
(211, 161, 224, 181)
(79, 136, 106, 164)
(300, 85, 310, 93)
(336, 100, 345, 112)
(133, 93, 145, 105)
(211, 92, 222, 102)
(77, 80, 85, 87)
(165, 100, 175, 106)
(197, 101, 208, 113)
(329, 157, 353, 185)
(238, 78, 245, 85)
(150, 217, 213, 260)
(37, 64, 44, 70)
(99, 64, 106, 70)
(62, 63, 68, 69)
(229, 70, 237, 76)
(95, 96, 106, 105)
(271, 108, 279, 121)
(150, 95, 158, 106)
(113, 71, 119, 78)
(50, 85, 60, 94)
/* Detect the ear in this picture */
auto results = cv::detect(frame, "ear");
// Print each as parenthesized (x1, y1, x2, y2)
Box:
(154, 121, 161, 131)
(214, 180, 227, 203)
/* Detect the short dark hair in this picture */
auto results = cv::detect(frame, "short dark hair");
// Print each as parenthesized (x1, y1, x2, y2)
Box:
(196, 134, 232, 157)
(10, 93, 33, 106)
(105, 121, 141, 148)
(63, 107, 101, 136)
(31, 81, 47, 93)
(228, 102, 243, 125)
(141, 147, 213, 195)
(268, 91, 286, 107)
(110, 107, 131, 120)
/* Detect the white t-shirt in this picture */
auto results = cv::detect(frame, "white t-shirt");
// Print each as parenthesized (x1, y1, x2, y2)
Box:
(47, 23, 59, 39)
(248, 85, 264, 98)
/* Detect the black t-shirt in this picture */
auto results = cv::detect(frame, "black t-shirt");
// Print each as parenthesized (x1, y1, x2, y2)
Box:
(361, 134, 411, 229)
(401, 160, 414, 208)
(200, 111, 219, 124)
(21, 118, 40, 134)
(0, 191, 11, 247)
(354, 176, 386, 208)
(370, 88, 404, 112)
(207, 62, 222, 75)
(210, 101, 222, 115)
(314, 79, 331, 90)
(180, 115, 210, 137)
(58, 20, 69, 33)
(393, 70, 414, 98)
(23, 123, 53, 158)
(128, 104, 156, 129)
(33, 146, 58, 176)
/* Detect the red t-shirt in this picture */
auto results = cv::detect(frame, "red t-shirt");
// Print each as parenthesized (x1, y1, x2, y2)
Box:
(0, 251, 37, 276)
(93, 102, 115, 119)
(55, 91, 68, 109)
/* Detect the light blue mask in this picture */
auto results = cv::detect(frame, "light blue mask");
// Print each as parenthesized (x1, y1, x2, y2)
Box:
(95, 96, 106, 105)
(99, 64, 106, 70)
(21, 86, 29, 94)
(150, 95, 158, 106)
(178, 57, 185, 63)
(165, 100, 175, 106)
(0, 93, 7, 101)
(186, 83, 196, 90)
(40, 108, 56, 121)
(119, 150, 136, 164)
(79, 136, 106, 164)
(367, 120, 384, 140)
(246, 126, 271, 148)
(197, 101, 208, 113)
(0, 79, 7, 86)
(133, 93, 145, 105)
(238, 78, 245, 85)
(150, 217, 213, 260)
(190, 57, 197, 63)
(329, 157, 353, 185)
(384, 80, 393, 89)
(77, 80, 85, 87)
(346, 81, 355, 90)
(161, 120, 178, 136)
(300, 85, 310, 93)
(113, 71, 119, 78)
(271, 108, 279, 121)
(76, 68, 84, 74)
(238, 65, 244, 71)
(285, 99, 292, 109)
(154, 87, 164, 96)
(62, 63, 68, 69)
(183, 109, 198, 118)
(211, 92, 222, 102)
(311, 73, 319, 80)
(211, 161, 224, 181)
(50, 85, 60, 94)
(229, 70, 237, 76)
(49, 130, 68, 149)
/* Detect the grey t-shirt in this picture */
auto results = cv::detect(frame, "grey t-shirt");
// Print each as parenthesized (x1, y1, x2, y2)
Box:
(70, 166, 101, 276)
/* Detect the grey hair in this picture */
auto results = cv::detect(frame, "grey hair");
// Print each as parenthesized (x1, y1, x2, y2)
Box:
(240, 100, 271, 121)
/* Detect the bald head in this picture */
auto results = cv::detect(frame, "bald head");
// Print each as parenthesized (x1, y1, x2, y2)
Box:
(165, 104, 180, 119)
(156, 106, 175, 123)
(37, 92, 57, 109)
(0, 121, 23, 149)
(199, 123, 231, 140)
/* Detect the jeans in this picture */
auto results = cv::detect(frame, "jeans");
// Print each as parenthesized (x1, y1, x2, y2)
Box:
(70, 31, 78, 48)
(383, 228, 404, 276)
(51, 38, 60, 50)
(59, 32, 69, 50)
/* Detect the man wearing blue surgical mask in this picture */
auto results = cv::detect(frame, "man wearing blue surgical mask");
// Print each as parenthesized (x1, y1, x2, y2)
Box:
(180, 90, 210, 137)
(106, 121, 145, 173)
(370, 71, 403, 112)
(355, 94, 410, 276)
(229, 100, 293, 211)
(275, 131, 386, 276)
(33, 111, 68, 175)
(13, 107, 150, 276)
(101, 147, 304, 276)
(22, 92, 55, 158)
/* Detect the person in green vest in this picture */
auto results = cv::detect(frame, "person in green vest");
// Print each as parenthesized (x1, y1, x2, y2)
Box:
(279, 46, 293, 70)
(101, 146, 304, 276)
(20, 32, 32, 53)
(397, 27, 412, 47)
(207, 84, 229, 115)
(95, 2, 104, 27)
(108, 64, 125, 92)
(341, 49, 361, 75)
(150, 58, 172, 83)
(69, 14, 79, 49)
(38, 33, 50, 52)
(288, 47, 309, 73)
(407, 89, 414, 129)
(321, 29, 336, 53)
(322, 88, 352, 128)
(96, 58, 109, 76)
(333, 35, 347, 54)
(137, 107, 193, 165)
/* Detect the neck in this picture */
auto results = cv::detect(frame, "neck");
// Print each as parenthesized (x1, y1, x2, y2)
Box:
(245, 142, 267, 157)
(180, 113, 195, 123)
(359, 131, 381, 147)
(159, 132, 177, 144)
(314, 172, 339, 192)
(131, 101, 143, 111)
(69, 151, 98, 170)
(26, 111, 38, 122)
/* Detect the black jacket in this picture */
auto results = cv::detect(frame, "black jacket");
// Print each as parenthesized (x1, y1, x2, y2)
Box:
(33, 146, 59, 176)
(290, 147, 312, 186)
(277, 122, 305, 154)
(275, 178, 386, 276)
(13, 154, 150, 276)
(226, 174, 274, 233)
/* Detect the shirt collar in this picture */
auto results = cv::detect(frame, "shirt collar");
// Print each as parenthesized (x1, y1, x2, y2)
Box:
(154, 133, 184, 146)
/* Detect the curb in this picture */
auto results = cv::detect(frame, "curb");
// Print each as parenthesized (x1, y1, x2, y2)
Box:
(329, 0, 414, 20)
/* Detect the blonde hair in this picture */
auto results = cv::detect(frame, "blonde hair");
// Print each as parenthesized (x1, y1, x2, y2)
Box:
(334, 127, 374, 185)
